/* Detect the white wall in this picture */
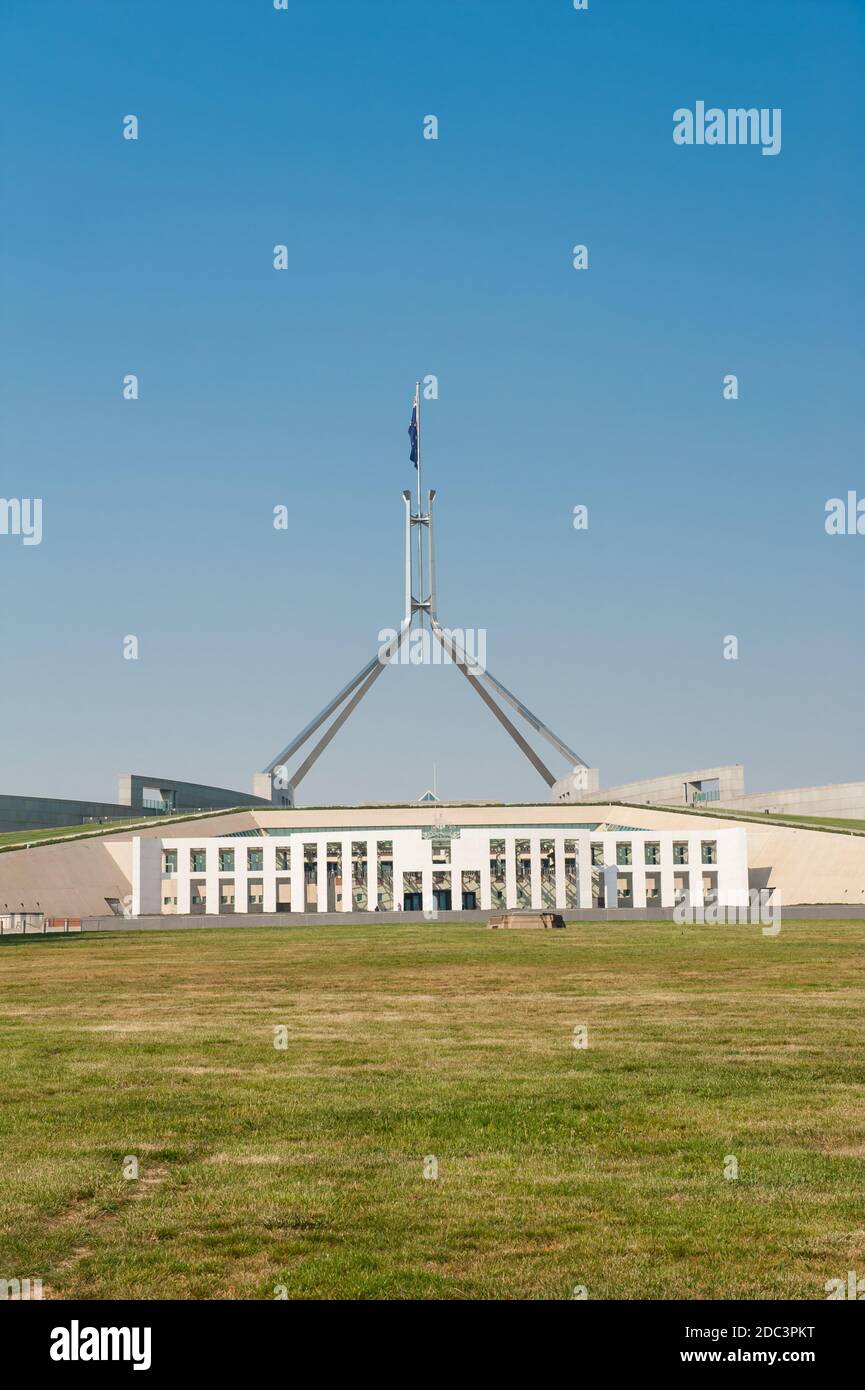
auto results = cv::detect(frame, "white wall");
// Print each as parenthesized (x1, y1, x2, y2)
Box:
(717, 782, 865, 820)
(554, 764, 745, 807)
(133, 826, 749, 916)
(131, 838, 162, 916)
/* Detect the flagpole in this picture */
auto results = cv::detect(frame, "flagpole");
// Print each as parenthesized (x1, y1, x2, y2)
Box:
(415, 380, 423, 628)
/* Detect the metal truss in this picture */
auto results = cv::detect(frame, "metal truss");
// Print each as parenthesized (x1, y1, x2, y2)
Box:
(261, 388, 587, 804)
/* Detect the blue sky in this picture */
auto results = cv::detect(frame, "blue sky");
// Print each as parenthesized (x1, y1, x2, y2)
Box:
(1, 0, 863, 806)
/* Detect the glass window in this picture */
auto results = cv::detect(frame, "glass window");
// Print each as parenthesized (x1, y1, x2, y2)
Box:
(247, 846, 264, 872)
(402, 870, 422, 912)
(540, 839, 556, 908)
(162, 849, 177, 874)
(674, 871, 690, 904)
(591, 869, 605, 908)
(461, 870, 480, 910)
(218, 848, 234, 873)
(591, 842, 604, 867)
(701, 840, 717, 865)
(218, 881, 235, 913)
(563, 839, 578, 909)
(616, 842, 632, 866)
(377, 842, 393, 911)
(190, 848, 206, 873)
(645, 842, 661, 866)
(673, 841, 689, 865)
(326, 843, 343, 910)
(514, 839, 531, 908)
(489, 839, 506, 906)
(351, 842, 368, 910)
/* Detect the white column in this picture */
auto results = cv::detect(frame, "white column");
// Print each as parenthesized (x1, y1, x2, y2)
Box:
(316, 837, 327, 914)
(689, 836, 704, 906)
(719, 829, 749, 909)
(530, 835, 542, 910)
(290, 839, 305, 914)
(235, 848, 249, 913)
(365, 838, 374, 910)
(577, 836, 592, 909)
(341, 837, 352, 911)
(660, 839, 676, 907)
(390, 835, 401, 913)
(176, 847, 191, 915)
(131, 836, 142, 916)
(132, 838, 161, 916)
(421, 836, 434, 915)
(602, 834, 616, 909)
(273, 839, 290, 914)
(204, 844, 219, 915)
(263, 838, 277, 913)
(632, 837, 647, 910)
(480, 835, 492, 910)
(554, 834, 566, 910)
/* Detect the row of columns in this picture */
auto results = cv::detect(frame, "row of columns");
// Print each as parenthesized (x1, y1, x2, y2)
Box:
(165, 832, 716, 915)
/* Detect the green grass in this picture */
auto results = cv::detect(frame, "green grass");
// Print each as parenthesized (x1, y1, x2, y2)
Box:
(621, 800, 865, 836)
(762, 813, 865, 831)
(1, 920, 863, 1300)
(0, 807, 247, 852)
(0, 819, 144, 849)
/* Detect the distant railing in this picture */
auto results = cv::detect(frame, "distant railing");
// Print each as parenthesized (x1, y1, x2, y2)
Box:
(0, 913, 81, 935)
(81, 815, 140, 825)
(693, 790, 721, 803)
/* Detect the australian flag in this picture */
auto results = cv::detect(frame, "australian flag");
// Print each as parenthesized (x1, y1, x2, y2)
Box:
(408, 394, 418, 468)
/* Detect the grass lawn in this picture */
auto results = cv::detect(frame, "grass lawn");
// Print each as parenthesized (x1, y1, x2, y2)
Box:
(1, 920, 863, 1300)
(763, 814, 865, 832)
(0, 807, 241, 852)
(0, 820, 143, 849)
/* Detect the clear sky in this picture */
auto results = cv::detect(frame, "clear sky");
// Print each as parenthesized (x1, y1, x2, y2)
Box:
(1, 0, 863, 806)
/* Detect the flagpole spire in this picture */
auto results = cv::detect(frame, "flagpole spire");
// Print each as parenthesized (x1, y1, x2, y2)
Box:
(258, 382, 588, 805)
(414, 380, 424, 629)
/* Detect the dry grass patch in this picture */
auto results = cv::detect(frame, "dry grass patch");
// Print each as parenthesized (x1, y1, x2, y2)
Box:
(0, 919, 863, 1299)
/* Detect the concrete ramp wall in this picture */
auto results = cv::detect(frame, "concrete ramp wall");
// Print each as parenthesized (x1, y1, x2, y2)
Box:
(717, 782, 865, 821)
(0, 811, 259, 917)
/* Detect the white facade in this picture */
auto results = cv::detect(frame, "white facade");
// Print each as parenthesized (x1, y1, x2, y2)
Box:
(131, 824, 749, 917)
